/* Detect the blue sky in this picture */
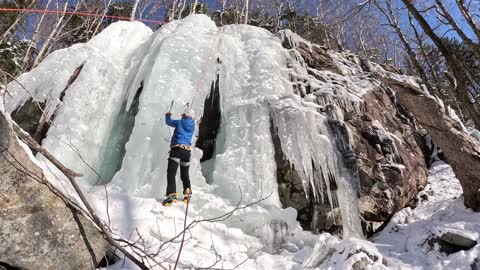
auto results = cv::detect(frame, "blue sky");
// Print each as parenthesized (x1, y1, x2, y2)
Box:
(395, 0, 478, 41)
(7, 0, 480, 44)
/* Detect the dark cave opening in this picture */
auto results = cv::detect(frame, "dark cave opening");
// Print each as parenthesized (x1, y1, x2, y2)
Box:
(94, 82, 143, 185)
(196, 73, 221, 163)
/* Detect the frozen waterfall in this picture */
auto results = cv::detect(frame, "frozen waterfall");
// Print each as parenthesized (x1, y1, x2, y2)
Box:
(5, 14, 363, 241)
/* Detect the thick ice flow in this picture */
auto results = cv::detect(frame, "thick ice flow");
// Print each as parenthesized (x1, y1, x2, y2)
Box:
(111, 15, 218, 197)
(209, 24, 293, 206)
(5, 15, 371, 268)
(5, 22, 152, 189)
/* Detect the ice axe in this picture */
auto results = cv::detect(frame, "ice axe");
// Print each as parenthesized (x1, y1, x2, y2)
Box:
(165, 100, 175, 141)
(168, 100, 174, 113)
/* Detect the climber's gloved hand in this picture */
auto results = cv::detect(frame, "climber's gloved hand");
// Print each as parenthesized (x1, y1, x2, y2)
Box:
(166, 112, 172, 117)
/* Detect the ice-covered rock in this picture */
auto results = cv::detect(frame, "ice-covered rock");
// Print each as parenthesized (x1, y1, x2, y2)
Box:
(3, 15, 436, 269)
(276, 29, 429, 235)
(303, 233, 388, 269)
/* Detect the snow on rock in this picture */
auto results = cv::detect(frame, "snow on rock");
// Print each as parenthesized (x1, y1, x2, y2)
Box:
(6, 15, 348, 268)
(277, 28, 428, 237)
(303, 233, 388, 269)
(6, 14, 476, 270)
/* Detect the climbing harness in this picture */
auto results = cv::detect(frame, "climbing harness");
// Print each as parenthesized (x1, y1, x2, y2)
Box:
(171, 144, 193, 151)
(2, 7, 223, 267)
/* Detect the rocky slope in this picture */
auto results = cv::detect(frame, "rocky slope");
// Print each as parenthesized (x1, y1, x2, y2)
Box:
(0, 15, 453, 269)
(276, 30, 429, 236)
(0, 110, 111, 269)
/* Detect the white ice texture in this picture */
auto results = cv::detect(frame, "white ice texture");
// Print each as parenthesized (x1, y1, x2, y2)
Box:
(4, 15, 380, 267)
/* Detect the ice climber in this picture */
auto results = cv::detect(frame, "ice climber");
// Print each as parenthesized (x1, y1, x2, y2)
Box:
(162, 108, 196, 206)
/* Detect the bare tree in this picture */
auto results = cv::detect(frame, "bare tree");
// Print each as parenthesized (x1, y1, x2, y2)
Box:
(21, 0, 53, 70)
(455, 0, 480, 42)
(92, 0, 115, 37)
(32, 0, 70, 68)
(244, 0, 249, 24)
(191, 0, 199, 15)
(408, 13, 445, 97)
(177, 0, 187, 19)
(400, 0, 480, 128)
(219, 0, 227, 24)
(373, 0, 429, 87)
(434, 0, 480, 57)
(1, 0, 38, 44)
(169, 0, 179, 21)
(131, 0, 141, 21)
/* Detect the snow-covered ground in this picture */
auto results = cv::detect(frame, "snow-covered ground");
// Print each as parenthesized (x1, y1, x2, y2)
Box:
(90, 161, 479, 269)
(373, 162, 480, 270)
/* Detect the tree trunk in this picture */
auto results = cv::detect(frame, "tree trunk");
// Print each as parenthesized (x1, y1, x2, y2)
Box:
(0, 0, 37, 43)
(220, 0, 226, 25)
(400, 0, 480, 129)
(435, 0, 480, 58)
(375, 0, 429, 88)
(190, 0, 198, 15)
(244, 0, 249, 24)
(177, 0, 186, 19)
(408, 13, 442, 94)
(169, 0, 178, 21)
(21, 0, 53, 70)
(456, 0, 480, 42)
(92, 0, 114, 37)
(130, 0, 140, 21)
(32, 1, 69, 68)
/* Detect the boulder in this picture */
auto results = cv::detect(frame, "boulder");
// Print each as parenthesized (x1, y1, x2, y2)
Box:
(429, 231, 478, 255)
(0, 111, 111, 269)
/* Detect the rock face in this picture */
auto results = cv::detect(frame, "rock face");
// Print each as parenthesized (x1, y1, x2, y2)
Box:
(0, 111, 110, 269)
(276, 30, 429, 236)
(388, 81, 480, 211)
(347, 89, 429, 234)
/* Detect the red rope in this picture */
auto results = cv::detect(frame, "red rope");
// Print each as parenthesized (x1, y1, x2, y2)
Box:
(0, 8, 166, 24)
(4, 8, 221, 267)
(172, 28, 222, 269)
(174, 199, 190, 270)
(188, 28, 222, 109)
(172, 29, 222, 269)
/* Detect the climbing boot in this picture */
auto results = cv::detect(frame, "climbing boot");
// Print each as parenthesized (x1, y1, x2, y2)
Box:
(162, 193, 178, 207)
(182, 188, 192, 203)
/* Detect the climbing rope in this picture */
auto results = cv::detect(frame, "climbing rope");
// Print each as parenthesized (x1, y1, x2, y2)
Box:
(173, 28, 222, 269)
(0, 8, 166, 24)
(4, 7, 223, 266)
(188, 28, 223, 109)
(174, 198, 190, 270)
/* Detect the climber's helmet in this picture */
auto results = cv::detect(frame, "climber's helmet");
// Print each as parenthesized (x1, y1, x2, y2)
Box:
(182, 108, 195, 119)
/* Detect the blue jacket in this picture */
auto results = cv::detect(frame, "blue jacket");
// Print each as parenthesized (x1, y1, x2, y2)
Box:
(166, 114, 195, 146)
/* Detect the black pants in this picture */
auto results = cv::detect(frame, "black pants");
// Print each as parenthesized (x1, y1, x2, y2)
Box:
(166, 147, 191, 195)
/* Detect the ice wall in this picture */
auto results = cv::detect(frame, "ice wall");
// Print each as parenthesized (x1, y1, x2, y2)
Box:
(5, 15, 365, 240)
(208, 24, 293, 207)
(4, 22, 152, 191)
(110, 15, 219, 197)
